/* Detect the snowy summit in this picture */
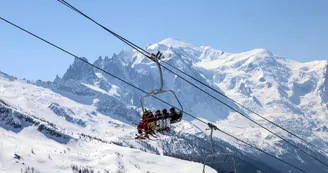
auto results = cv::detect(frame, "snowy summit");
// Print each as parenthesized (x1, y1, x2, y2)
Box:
(0, 38, 327, 173)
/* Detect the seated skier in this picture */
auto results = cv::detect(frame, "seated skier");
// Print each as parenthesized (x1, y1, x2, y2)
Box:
(169, 107, 178, 121)
(162, 109, 171, 131)
(137, 110, 155, 136)
(169, 107, 182, 123)
(137, 109, 149, 135)
(145, 111, 155, 137)
(155, 110, 163, 131)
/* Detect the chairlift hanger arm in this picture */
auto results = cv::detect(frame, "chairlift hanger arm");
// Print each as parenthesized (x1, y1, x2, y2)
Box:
(206, 123, 219, 154)
(140, 51, 183, 117)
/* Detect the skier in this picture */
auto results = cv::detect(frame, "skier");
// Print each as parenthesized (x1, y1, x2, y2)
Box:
(145, 111, 155, 137)
(137, 110, 156, 138)
(155, 110, 163, 131)
(169, 107, 182, 123)
(169, 107, 178, 121)
(137, 109, 149, 134)
(162, 109, 171, 131)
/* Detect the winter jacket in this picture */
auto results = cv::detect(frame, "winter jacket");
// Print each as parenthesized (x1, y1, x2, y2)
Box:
(147, 112, 155, 122)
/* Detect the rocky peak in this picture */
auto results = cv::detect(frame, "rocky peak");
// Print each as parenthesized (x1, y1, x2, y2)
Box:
(61, 57, 97, 83)
(54, 75, 61, 83)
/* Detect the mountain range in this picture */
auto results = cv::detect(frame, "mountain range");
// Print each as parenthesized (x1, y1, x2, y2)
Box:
(0, 38, 327, 173)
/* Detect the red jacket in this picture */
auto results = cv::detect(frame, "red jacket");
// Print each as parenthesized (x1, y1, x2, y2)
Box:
(142, 113, 148, 123)
(147, 112, 155, 122)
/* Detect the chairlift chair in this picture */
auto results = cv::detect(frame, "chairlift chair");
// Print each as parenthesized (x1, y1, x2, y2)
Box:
(140, 51, 183, 125)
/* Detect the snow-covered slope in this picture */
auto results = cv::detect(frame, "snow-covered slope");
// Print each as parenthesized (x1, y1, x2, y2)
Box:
(0, 73, 218, 173)
(0, 38, 327, 173)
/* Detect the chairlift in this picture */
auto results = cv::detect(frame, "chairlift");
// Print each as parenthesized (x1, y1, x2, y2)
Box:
(203, 124, 238, 173)
(140, 51, 183, 124)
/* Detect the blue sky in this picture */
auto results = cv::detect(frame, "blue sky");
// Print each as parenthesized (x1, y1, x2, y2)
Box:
(0, 0, 327, 81)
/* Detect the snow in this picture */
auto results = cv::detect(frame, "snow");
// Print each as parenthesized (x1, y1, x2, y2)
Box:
(82, 83, 120, 97)
(108, 85, 120, 96)
(0, 38, 328, 173)
(148, 38, 198, 51)
(0, 75, 216, 173)
(0, 127, 216, 173)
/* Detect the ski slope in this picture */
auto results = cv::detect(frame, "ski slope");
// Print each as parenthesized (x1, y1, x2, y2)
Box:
(0, 73, 216, 173)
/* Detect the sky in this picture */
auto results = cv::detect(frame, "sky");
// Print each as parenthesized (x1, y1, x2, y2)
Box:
(0, 0, 327, 81)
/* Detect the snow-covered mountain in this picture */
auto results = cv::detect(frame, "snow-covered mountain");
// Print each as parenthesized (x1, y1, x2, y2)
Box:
(0, 38, 327, 173)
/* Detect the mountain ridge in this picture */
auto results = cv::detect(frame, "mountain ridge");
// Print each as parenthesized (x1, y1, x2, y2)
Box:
(0, 38, 327, 172)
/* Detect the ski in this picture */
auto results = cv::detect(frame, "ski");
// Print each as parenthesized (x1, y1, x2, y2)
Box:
(134, 134, 156, 140)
